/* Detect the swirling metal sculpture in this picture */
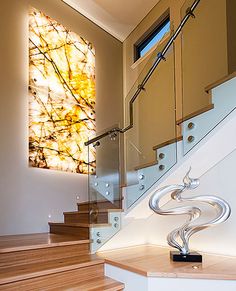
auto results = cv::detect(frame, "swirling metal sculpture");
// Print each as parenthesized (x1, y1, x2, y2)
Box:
(149, 169, 231, 261)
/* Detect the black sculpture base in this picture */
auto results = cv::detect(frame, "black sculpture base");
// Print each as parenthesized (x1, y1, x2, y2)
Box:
(170, 251, 202, 262)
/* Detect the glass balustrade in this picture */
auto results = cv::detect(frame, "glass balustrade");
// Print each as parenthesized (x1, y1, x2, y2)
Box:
(83, 0, 223, 250)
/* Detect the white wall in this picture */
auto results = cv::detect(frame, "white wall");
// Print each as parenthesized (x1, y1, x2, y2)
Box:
(105, 264, 236, 291)
(0, 0, 123, 235)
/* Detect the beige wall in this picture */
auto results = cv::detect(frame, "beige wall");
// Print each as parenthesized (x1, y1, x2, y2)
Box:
(0, 0, 122, 234)
(182, 0, 228, 116)
(227, 0, 236, 74)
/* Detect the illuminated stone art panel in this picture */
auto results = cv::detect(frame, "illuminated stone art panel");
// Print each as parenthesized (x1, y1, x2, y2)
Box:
(29, 7, 96, 173)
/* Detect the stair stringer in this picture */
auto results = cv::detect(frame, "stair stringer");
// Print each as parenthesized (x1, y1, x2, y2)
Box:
(125, 142, 177, 209)
(90, 210, 122, 253)
(98, 107, 236, 252)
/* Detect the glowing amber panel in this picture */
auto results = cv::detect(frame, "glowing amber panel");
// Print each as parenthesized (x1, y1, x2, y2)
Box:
(29, 7, 96, 174)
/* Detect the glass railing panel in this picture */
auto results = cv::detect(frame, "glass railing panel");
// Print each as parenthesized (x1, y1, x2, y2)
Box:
(87, 130, 122, 252)
(124, 39, 178, 208)
(181, 0, 236, 154)
(87, 128, 122, 224)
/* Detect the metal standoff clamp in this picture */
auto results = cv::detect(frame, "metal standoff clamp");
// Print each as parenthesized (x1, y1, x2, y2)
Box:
(93, 141, 100, 148)
(109, 130, 118, 140)
(186, 7, 195, 18)
(138, 84, 145, 91)
(157, 52, 166, 61)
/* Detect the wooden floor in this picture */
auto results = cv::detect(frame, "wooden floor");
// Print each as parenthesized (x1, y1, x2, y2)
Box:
(98, 245, 236, 280)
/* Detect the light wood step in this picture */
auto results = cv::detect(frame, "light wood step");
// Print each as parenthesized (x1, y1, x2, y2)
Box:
(64, 211, 108, 224)
(0, 233, 90, 268)
(134, 136, 183, 171)
(205, 71, 236, 93)
(176, 105, 214, 125)
(0, 265, 103, 290)
(134, 160, 158, 171)
(64, 209, 122, 224)
(77, 200, 122, 211)
(0, 233, 89, 253)
(49, 222, 110, 237)
(0, 233, 124, 290)
(48, 276, 124, 291)
(0, 254, 104, 285)
(0, 269, 124, 291)
(152, 136, 183, 150)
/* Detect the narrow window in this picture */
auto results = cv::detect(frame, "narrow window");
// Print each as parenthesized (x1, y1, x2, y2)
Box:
(135, 16, 170, 61)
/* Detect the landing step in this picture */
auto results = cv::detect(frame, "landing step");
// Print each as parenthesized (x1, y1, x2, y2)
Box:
(0, 255, 104, 285)
(98, 245, 236, 280)
(0, 233, 89, 253)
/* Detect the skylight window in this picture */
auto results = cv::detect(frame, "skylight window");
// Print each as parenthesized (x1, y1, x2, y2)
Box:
(135, 17, 170, 61)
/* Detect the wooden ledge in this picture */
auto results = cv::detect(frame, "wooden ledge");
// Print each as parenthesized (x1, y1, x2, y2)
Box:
(98, 245, 236, 280)
(176, 104, 214, 125)
(205, 71, 236, 93)
(153, 136, 183, 151)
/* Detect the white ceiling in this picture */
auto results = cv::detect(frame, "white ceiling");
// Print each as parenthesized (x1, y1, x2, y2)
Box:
(62, 0, 160, 41)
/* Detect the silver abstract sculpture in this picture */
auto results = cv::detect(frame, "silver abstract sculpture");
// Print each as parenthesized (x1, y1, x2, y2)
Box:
(149, 168, 231, 255)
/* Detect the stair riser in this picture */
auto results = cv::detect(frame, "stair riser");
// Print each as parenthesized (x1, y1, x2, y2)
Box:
(64, 212, 108, 224)
(49, 225, 89, 239)
(0, 264, 104, 291)
(0, 243, 89, 269)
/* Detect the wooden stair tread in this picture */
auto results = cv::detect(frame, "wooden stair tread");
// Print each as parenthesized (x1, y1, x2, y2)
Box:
(205, 71, 236, 93)
(152, 136, 183, 150)
(176, 104, 214, 125)
(64, 209, 123, 215)
(49, 222, 111, 227)
(78, 199, 123, 206)
(0, 233, 89, 253)
(134, 160, 159, 171)
(0, 255, 104, 285)
(48, 276, 124, 291)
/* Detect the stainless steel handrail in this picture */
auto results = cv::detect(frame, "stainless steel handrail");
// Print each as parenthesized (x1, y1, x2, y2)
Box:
(84, 0, 201, 146)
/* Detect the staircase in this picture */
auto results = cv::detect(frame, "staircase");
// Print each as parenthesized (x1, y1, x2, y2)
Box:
(49, 200, 122, 253)
(0, 233, 124, 290)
